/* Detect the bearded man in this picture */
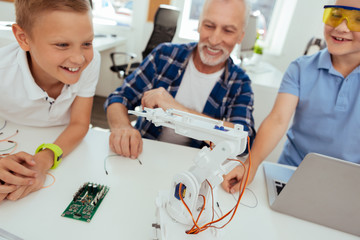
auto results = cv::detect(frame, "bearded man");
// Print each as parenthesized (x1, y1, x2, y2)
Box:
(105, 0, 255, 159)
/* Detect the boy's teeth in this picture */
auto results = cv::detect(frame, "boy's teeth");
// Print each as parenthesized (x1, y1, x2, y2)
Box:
(335, 37, 344, 41)
(68, 67, 79, 72)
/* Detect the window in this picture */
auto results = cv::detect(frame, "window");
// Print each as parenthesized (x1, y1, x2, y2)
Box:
(178, 0, 203, 40)
(249, 0, 277, 34)
(264, 0, 298, 55)
(178, 0, 277, 40)
(91, 0, 133, 27)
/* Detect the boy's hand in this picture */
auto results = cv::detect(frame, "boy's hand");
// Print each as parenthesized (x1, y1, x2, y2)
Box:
(0, 152, 38, 202)
(0, 152, 37, 185)
(109, 126, 143, 159)
(6, 150, 53, 201)
(0, 183, 18, 202)
(222, 161, 257, 194)
(222, 165, 246, 194)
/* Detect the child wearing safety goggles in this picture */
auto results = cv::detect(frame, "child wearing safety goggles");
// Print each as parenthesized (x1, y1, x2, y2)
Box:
(222, 0, 360, 193)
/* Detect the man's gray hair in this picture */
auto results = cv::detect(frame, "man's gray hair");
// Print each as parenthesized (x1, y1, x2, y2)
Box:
(201, 0, 251, 28)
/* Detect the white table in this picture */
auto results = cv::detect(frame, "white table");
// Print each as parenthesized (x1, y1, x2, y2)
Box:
(0, 122, 358, 240)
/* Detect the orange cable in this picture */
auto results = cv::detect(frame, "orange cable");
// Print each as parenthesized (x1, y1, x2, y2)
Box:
(0, 130, 19, 142)
(0, 140, 18, 157)
(183, 136, 252, 234)
(179, 183, 202, 231)
(42, 172, 56, 189)
(210, 136, 252, 230)
(187, 194, 206, 234)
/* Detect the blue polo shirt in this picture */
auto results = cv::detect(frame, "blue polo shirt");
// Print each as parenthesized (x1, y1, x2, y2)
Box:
(278, 48, 360, 166)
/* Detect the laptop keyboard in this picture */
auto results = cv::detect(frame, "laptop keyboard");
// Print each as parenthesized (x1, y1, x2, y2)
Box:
(274, 180, 286, 195)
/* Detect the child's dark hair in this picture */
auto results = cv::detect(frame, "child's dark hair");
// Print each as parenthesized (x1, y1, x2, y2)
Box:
(15, 0, 91, 35)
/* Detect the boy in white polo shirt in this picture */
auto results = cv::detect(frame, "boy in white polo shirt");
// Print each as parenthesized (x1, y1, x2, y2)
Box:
(0, 0, 100, 201)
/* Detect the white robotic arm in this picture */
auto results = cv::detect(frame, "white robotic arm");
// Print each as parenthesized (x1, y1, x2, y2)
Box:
(129, 108, 248, 239)
(129, 107, 248, 185)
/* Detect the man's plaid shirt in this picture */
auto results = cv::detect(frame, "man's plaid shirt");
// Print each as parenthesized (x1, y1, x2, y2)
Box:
(105, 42, 255, 148)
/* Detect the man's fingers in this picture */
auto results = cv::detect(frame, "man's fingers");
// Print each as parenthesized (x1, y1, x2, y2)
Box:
(120, 134, 130, 158)
(142, 90, 158, 109)
(130, 133, 142, 159)
(109, 133, 117, 153)
(110, 132, 123, 155)
(109, 128, 142, 159)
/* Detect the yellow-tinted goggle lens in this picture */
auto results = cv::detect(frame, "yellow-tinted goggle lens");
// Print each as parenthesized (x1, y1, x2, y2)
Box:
(323, 7, 360, 32)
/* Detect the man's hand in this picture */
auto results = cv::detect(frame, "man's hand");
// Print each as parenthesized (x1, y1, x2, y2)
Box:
(109, 125, 143, 159)
(141, 87, 183, 111)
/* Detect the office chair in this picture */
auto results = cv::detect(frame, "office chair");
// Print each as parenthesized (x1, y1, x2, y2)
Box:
(304, 37, 326, 55)
(110, 5, 180, 80)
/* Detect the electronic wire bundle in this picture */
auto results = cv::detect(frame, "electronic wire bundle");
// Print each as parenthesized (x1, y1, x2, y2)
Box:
(178, 137, 252, 235)
(62, 182, 109, 222)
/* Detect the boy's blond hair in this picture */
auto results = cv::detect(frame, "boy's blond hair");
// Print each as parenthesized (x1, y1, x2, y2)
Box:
(15, 0, 91, 35)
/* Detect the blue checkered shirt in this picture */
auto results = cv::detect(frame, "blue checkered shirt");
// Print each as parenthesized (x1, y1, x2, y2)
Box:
(105, 42, 255, 148)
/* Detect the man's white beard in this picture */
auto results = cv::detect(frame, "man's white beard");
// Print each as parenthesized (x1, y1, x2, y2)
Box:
(198, 42, 230, 66)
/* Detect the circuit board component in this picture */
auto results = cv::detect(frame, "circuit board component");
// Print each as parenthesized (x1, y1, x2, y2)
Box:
(61, 182, 109, 222)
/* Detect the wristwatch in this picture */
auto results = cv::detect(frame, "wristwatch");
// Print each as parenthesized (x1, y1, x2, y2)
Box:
(35, 143, 63, 169)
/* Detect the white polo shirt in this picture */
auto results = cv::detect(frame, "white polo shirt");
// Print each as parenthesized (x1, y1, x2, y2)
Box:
(0, 43, 100, 127)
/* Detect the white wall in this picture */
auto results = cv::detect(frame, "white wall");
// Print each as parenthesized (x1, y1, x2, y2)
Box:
(0, 2, 15, 21)
(263, 0, 325, 72)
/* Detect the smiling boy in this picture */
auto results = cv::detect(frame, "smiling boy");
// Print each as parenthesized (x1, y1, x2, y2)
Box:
(223, 0, 360, 193)
(0, 0, 100, 201)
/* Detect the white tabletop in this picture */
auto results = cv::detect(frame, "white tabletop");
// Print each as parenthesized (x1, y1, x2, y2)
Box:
(246, 61, 283, 89)
(0, 122, 358, 240)
(93, 34, 126, 52)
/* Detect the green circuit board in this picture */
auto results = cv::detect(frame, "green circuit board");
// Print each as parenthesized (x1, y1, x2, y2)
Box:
(61, 182, 109, 222)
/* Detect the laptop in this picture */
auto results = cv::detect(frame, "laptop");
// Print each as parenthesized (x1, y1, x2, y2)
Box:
(263, 153, 360, 236)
